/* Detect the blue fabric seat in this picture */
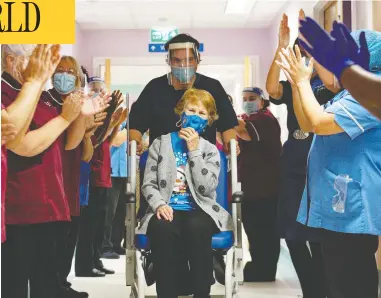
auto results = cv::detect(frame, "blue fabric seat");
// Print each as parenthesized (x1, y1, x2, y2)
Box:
(136, 150, 234, 250)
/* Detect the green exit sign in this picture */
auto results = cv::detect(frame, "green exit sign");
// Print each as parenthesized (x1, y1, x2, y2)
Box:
(150, 28, 179, 43)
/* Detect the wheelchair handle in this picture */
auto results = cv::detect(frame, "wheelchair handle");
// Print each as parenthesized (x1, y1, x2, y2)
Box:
(127, 140, 137, 194)
(232, 191, 243, 204)
(125, 192, 136, 204)
(229, 139, 241, 194)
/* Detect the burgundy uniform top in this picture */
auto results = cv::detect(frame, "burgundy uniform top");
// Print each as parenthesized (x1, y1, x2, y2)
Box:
(1, 72, 70, 225)
(90, 138, 112, 188)
(1, 104, 7, 242)
(43, 89, 83, 217)
(238, 109, 282, 200)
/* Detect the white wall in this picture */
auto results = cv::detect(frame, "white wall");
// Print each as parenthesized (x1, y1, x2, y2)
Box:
(352, 0, 374, 31)
(267, 0, 319, 143)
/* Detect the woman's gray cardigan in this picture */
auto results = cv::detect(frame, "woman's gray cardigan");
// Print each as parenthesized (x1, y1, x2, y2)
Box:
(136, 133, 233, 235)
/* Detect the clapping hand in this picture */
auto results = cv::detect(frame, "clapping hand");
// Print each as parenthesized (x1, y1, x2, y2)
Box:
(278, 14, 290, 49)
(61, 92, 84, 123)
(109, 107, 123, 129)
(1, 122, 17, 145)
(85, 112, 107, 138)
(298, 17, 368, 79)
(81, 91, 111, 116)
(330, 21, 370, 71)
(276, 46, 314, 85)
(23, 44, 61, 85)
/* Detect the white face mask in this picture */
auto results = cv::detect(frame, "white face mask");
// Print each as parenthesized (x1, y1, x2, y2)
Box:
(242, 101, 259, 115)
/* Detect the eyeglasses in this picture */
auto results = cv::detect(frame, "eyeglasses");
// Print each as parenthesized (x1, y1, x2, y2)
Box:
(55, 67, 77, 76)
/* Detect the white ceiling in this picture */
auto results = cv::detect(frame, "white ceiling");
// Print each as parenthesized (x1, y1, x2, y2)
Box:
(76, 0, 291, 30)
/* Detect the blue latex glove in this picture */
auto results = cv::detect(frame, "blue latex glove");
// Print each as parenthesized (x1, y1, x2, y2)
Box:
(330, 21, 370, 71)
(298, 17, 359, 79)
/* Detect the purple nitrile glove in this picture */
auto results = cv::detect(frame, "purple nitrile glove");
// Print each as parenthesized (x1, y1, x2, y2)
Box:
(298, 17, 355, 79)
(330, 21, 370, 71)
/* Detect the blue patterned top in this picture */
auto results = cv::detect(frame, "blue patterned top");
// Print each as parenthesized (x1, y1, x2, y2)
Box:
(169, 132, 196, 211)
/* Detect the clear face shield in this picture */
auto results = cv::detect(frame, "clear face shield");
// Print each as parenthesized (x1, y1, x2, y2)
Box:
(3, 44, 36, 83)
(88, 81, 105, 93)
(167, 42, 200, 86)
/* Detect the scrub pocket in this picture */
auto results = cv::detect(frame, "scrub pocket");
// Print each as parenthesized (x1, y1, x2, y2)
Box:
(332, 174, 352, 213)
(329, 172, 362, 216)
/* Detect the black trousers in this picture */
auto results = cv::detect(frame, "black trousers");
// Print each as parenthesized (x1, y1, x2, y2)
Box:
(286, 239, 330, 298)
(242, 198, 280, 280)
(1, 222, 63, 298)
(321, 230, 379, 298)
(147, 209, 218, 298)
(102, 177, 127, 252)
(57, 216, 81, 285)
(75, 187, 108, 273)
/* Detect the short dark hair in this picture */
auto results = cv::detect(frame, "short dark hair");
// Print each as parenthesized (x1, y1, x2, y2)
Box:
(263, 99, 270, 109)
(165, 33, 200, 51)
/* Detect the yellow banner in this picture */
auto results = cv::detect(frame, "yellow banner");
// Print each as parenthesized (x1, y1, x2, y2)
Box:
(0, 0, 75, 44)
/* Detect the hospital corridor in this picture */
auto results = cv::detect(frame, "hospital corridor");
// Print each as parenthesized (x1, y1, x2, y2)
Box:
(1, 0, 381, 298)
(69, 238, 303, 298)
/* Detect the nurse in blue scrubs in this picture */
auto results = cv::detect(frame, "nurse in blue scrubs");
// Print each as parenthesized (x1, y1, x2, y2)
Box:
(277, 30, 381, 298)
(267, 14, 336, 297)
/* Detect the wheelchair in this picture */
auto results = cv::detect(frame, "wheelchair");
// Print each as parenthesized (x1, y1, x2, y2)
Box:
(125, 140, 244, 298)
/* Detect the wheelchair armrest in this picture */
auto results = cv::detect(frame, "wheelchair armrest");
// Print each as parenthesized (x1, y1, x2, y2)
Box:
(231, 191, 243, 249)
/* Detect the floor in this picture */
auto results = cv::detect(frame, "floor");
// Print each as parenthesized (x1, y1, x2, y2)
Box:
(69, 237, 303, 298)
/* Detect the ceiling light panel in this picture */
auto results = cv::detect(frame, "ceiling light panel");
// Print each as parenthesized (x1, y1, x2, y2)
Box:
(225, 0, 257, 15)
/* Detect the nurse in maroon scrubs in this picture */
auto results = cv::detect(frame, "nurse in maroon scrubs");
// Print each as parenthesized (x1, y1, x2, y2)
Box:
(1, 107, 17, 243)
(42, 56, 110, 297)
(235, 87, 282, 282)
(1, 44, 61, 244)
(75, 90, 126, 277)
(1, 46, 84, 298)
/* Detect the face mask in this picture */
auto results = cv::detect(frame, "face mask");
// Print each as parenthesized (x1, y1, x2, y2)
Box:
(243, 101, 259, 115)
(53, 73, 77, 95)
(181, 113, 208, 134)
(171, 67, 196, 84)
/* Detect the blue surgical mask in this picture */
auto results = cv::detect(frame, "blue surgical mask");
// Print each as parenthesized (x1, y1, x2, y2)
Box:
(171, 67, 196, 84)
(243, 101, 259, 115)
(53, 73, 76, 95)
(181, 113, 208, 134)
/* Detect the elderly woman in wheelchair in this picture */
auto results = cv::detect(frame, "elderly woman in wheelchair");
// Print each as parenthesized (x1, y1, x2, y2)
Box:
(136, 88, 233, 298)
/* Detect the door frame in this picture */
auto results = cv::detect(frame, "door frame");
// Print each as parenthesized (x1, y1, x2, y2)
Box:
(314, 0, 352, 30)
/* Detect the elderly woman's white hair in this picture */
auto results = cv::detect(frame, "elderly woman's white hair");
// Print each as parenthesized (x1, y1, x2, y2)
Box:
(1, 44, 36, 70)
